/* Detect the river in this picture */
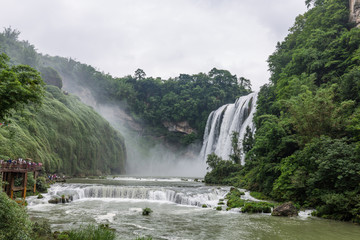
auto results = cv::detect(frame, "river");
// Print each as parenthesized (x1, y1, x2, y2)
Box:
(26, 176, 360, 240)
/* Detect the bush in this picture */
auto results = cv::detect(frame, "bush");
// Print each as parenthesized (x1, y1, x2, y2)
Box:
(66, 224, 116, 240)
(250, 191, 269, 200)
(142, 208, 153, 216)
(36, 176, 48, 193)
(32, 221, 52, 239)
(0, 192, 33, 240)
(225, 188, 246, 209)
(216, 206, 222, 211)
(241, 201, 274, 213)
(205, 154, 242, 185)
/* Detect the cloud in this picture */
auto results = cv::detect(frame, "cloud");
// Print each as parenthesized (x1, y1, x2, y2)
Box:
(0, 0, 306, 90)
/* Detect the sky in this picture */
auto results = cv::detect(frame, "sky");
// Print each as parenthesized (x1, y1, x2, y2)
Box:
(0, 0, 307, 91)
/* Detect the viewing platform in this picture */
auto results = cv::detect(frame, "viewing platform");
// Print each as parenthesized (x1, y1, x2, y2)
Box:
(1, 161, 42, 201)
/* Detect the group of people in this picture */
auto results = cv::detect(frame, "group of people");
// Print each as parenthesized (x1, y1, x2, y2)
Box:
(0, 158, 43, 167)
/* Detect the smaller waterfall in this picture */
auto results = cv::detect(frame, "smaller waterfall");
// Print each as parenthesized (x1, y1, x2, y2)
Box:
(30, 184, 228, 208)
(200, 92, 258, 164)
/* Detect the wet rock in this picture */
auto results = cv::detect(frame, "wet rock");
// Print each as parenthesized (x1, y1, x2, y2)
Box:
(48, 197, 60, 204)
(272, 202, 298, 217)
(48, 195, 73, 204)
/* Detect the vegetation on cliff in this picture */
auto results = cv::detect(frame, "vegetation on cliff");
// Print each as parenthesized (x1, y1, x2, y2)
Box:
(0, 28, 251, 145)
(0, 84, 126, 175)
(0, 29, 126, 175)
(206, 0, 360, 223)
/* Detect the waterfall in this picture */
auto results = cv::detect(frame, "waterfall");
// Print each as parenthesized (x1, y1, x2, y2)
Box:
(200, 92, 258, 164)
(37, 184, 228, 208)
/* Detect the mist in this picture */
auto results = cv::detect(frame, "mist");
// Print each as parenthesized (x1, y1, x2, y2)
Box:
(61, 76, 207, 178)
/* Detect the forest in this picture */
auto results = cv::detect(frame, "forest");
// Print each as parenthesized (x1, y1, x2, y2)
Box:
(1, 0, 360, 224)
(0, 43, 126, 175)
(1, 27, 251, 145)
(206, 0, 360, 222)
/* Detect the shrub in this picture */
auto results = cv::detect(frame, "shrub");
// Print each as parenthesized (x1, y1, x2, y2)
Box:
(66, 224, 116, 240)
(226, 188, 246, 209)
(0, 192, 33, 240)
(216, 206, 222, 211)
(32, 221, 52, 239)
(142, 208, 153, 216)
(250, 191, 269, 200)
(36, 176, 48, 193)
(241, 201, 274, 213)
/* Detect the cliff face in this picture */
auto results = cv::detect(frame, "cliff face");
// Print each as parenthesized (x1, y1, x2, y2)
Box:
(163, 121, 196, 135)
(350, 0, 360, 27)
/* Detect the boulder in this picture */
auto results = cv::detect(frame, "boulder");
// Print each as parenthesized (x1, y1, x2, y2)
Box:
(272, 202, 298, 217)
(48, 197, 60, 204)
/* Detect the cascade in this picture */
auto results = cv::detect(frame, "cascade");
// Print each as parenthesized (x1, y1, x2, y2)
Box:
(200, 92, 258, 164)
(35, 184, 227, 207)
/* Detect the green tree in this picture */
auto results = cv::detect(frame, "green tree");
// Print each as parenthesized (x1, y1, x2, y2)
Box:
(0, 53, 45, 121)
(40, 66, 63, 89)
(134, 68, 146, 80)
(0, 192, 33, 240)
(229, 131, 241, 164)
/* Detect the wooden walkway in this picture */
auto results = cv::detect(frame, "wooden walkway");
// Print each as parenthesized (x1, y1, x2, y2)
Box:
(1, 162, 42, 201)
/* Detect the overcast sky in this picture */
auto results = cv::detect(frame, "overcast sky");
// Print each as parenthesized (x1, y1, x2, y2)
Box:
(0, 0, 307, 90)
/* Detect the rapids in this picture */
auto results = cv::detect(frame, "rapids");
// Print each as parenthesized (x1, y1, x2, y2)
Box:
(26, 177, 360, 240)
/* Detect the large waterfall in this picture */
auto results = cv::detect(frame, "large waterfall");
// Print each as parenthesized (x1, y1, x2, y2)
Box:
(200, 92, 258, 164)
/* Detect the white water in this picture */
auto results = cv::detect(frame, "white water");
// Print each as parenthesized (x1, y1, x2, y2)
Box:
(200, 92, 258, 164)
(26, 177, 360, 240)
(28, 180, 228, 208)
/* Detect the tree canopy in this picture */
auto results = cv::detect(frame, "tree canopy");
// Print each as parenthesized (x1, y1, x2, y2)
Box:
(0, 53, 44, 121)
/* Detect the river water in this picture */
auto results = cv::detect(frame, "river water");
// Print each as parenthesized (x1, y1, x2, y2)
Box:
(26, 177, 360, 240)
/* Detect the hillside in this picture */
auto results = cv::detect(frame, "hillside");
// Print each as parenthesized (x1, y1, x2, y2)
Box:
(0, 85, 126, 175)
(0, 28, 251, 146)
(237, 0, 360, 222)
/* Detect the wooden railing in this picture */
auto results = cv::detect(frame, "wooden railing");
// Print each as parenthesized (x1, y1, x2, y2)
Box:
(0, 162, 42, 172)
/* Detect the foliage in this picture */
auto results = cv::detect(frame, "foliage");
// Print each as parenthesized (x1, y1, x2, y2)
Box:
(32, 221, 52, 240)
(205, 153, 242, 185)
(225, 188, 246, 209)
(0, 53, 44, 121)
(36, 177, 48, 193)
(40, 66, 63, 89)
(229, 131, 241, 164)
(249, 192, 269, 201)
(0, 28, 251, 145)
(241, 201, 274, 214)
(0, 192, 33, 240)
(65, 224, 116, 240)
(142, 207, 153, 216)
(0, 85, 126, 175)
(242, 126, 254, 154)
(239, 0, 360, 222)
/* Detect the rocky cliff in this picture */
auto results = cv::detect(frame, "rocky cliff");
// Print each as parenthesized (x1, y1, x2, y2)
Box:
(350, 0, 360, 27)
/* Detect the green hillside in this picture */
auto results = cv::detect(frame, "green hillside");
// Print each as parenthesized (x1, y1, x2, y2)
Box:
(0, 85, 126, 175)
(206, 0, 360, 222)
